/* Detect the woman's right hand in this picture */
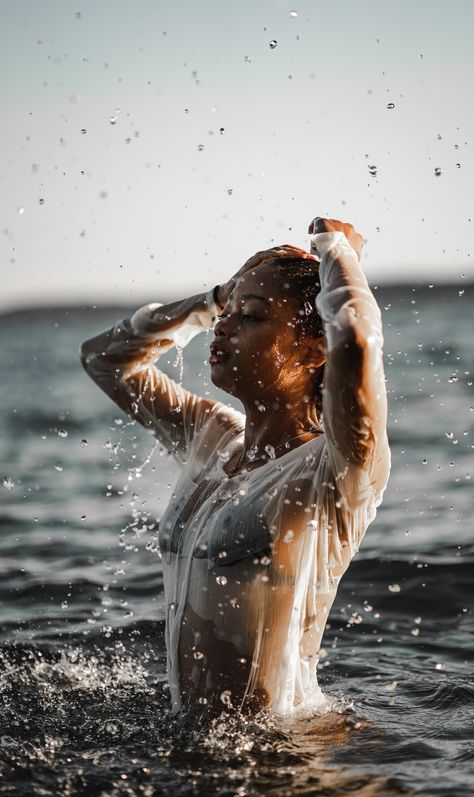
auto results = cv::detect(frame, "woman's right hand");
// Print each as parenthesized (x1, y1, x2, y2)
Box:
(215, 245, 316, 309)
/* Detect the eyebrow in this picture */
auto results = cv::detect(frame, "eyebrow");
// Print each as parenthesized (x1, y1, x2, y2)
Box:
(241, 293, 271, 305)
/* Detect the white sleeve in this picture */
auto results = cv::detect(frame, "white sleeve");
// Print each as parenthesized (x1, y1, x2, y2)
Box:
(80, 290, 232, 466)
(310, 231, 391, 507)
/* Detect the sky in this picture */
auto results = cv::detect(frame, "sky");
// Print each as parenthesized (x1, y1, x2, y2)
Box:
(1, 0, 473, 310)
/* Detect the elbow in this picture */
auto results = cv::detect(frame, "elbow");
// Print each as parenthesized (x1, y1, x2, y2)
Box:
(79, 335, 112, 381)
(79, 326, 116, 370)
(79, 338, 97, 373)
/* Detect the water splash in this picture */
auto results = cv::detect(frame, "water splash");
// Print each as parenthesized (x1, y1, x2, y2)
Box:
(173, 345, 184, 383)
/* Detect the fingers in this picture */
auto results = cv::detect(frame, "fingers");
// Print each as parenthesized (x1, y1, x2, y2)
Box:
(244, 246, 298, 268)
(308, 216, 360, 237)
(308, 217, 345, 235)
(308, 217, 364, 260)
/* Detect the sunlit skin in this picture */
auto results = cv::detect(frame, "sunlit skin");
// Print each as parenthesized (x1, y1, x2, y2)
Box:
(208, 220, 364, 475)
(210, 263, 327, 473)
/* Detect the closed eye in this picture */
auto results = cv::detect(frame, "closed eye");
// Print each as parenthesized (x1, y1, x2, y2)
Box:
(216, 311, 264, 322)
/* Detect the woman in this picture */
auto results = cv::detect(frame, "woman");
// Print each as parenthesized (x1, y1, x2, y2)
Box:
(80, 217, 390, 716)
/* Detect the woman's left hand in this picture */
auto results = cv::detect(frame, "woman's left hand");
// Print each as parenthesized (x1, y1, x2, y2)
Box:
(216, 245, 316, 309)
(308, 217, 364, 260)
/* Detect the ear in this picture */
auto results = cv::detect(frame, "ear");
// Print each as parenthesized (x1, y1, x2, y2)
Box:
(300, 336, 326, 370)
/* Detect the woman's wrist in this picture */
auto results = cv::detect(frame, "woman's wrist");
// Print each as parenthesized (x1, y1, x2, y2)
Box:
(309, 231, 358, 262)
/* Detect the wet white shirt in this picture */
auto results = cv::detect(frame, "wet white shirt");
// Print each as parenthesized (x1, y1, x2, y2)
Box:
(81, 232, 390, 715)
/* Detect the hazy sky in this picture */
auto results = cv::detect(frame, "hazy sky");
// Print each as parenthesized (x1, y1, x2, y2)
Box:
(1, 0, 473, 310)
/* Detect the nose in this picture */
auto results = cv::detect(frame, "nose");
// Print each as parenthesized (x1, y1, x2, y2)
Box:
(213, 315, 229, 337)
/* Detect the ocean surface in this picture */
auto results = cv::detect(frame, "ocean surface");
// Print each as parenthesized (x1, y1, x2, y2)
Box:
(0, 283, 472, 797)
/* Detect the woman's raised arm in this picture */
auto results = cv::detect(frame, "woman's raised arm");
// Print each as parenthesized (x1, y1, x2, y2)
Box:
(309, 218, 390, 500)
(80, 290, 221, 464)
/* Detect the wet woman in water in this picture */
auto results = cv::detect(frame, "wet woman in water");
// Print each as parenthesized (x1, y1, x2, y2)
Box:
(80, 216, 390, 716)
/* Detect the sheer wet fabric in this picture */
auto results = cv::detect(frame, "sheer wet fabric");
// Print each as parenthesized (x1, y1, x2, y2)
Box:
(80, 234, 390, 715)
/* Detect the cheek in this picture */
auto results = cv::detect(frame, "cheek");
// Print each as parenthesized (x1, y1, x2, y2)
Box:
(239, 336, 287, 380)
(241, 331, 276, 358)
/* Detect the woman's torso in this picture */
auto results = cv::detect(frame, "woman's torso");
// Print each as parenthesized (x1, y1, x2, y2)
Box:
(159, 433, 352, 713)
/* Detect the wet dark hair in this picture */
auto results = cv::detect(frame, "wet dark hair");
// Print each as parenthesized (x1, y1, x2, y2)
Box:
(268, 256, 325, 415)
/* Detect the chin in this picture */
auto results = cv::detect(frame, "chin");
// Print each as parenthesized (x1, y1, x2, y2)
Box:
(210, 365, 240, 397)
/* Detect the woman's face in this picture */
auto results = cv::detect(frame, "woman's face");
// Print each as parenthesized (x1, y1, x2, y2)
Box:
(209, 264, 317, 404)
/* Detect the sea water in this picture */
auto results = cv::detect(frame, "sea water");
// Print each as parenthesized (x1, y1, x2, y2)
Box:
(0, 283, 472, 796)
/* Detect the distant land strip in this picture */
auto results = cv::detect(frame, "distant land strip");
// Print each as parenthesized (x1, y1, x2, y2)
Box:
(0, 281, 471, 324)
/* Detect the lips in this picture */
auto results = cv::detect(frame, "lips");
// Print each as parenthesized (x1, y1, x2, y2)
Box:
(209, 340, 232, 365)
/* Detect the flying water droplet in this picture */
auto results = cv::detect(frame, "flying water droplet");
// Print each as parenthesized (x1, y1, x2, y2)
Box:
(247, 446, 258, 462)
(368, 164, 377, 176)
(58, 429, 68, 438)
(193, 651, 204, 660)
(386, 102, 395, 109)
(388, 583, 401, 592)
(216, 575, 227, 586)
(269, 40, 278, 49)
(220, 689, 232, 706)
(283, 529, 294, 543)
(434, 167, 442, 177)
(2, 476, 14, 490)
(264, 444, 276, 459)
(290, 10, 298, 17)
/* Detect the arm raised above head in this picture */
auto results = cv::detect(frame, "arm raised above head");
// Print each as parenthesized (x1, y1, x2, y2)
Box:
(308, 217, 390, 499)
(80, 289, 222, 464)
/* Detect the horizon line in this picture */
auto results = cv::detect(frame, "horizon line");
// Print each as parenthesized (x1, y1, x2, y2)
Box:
(0, 279, 471, 320)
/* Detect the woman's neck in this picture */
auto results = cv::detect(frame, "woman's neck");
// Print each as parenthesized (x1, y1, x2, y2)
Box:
(241, 395, 321, 461)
